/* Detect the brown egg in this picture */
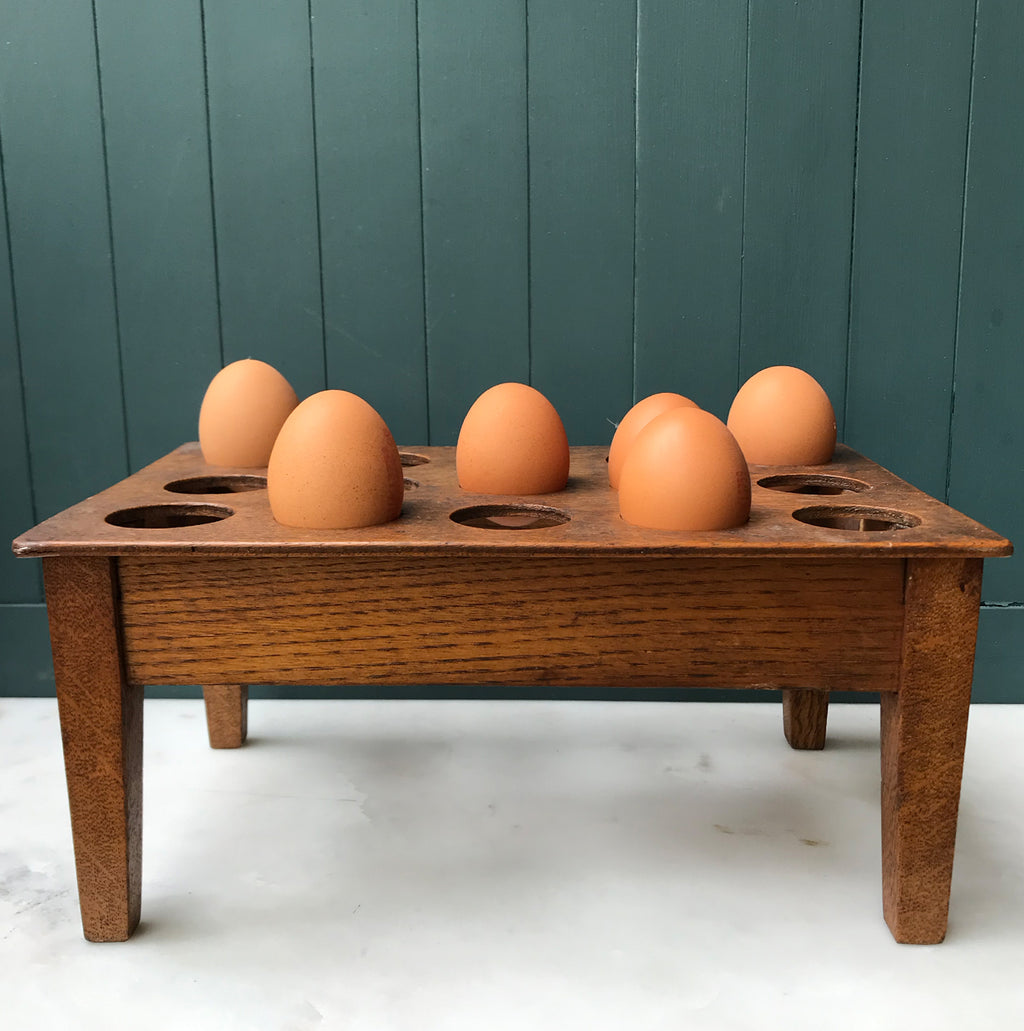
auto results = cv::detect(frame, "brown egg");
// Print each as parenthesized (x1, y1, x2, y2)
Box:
(267, 390, 403, 529)
(199, 359, 299, 467)
(608, 392, 699, 489)
(727, 366, 836, 465)
(619, 407, 751, 531)
(456, 383, 570, 494)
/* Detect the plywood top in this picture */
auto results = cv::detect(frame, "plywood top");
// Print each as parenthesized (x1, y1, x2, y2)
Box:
(11, 443, 1013, 559)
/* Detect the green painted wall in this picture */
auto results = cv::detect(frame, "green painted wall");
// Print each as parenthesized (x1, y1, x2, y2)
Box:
(2, 1, 1021, 699)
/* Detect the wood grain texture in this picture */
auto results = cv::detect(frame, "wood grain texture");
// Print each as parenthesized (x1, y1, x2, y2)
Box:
(527, 0, 635, 443)
(94, 0, 221, 472)
(845, 0, 977, 499)
(880, 557, 982, 944)
(203, 0, 324, 399)
(740, 0, 860, 425)
(947, 0, 1024, 603)
(418, 0, 529, 443)
(43, 556, 142, 942)
(203, 684, 248, 748)
(782, 689, 829, 750)
(634, 0, 747, 420)
(12, 444, 1012, 559)
(0, 1, 129, 519)
(118, 553, 905, 691)
(311, 0, 428, 444)
(5, 601, 1023, 704)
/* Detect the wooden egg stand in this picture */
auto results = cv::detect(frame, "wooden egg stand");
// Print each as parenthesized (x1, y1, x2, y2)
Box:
(12, 442, 1012, 944)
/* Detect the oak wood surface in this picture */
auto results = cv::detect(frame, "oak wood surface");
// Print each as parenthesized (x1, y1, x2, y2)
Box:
(203, 684, 248, 749)
(11, 444, 1012, 559)
(782, 689, 830, 750)
(118, 554, 905, 691)
(43, 555, 142, 942)
(881, 557, 983, 944)
(13, 444, 1009, 946)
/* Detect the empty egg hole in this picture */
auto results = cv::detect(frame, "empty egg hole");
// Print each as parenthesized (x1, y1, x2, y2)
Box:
(106, 504, 234, 529)
(758, 474, 870, 496)
(793, 506, 921, 532)
(164, 475, 266, 494)
(400, 452, 429, 467)
(450, 504, 571, 531)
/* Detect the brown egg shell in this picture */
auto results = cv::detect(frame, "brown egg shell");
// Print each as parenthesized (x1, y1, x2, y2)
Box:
(608, 392, 699, 489)
(619, 407, 751, 531)
(456, 382, 570, 495)
(727, 366, 837, 466)
(267, 390, 404, 530)
(198, 359, 299, 467)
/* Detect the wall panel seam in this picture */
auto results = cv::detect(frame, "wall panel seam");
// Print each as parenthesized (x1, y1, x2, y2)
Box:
(842, 0, 866, 439)
(945, 0, 982, 506)
(90, 0, 130, 477)
(0, 113, 37, 528)
(525, 0, 534, 384)
(198, 0, 225, 368)
(629, 0, 640, 404)
(413, 0, 431, 443)
(735, 0, 753, 391)
(306, 0, 328, 391)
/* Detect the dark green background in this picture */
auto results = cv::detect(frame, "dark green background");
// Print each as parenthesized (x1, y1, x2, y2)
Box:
(2, 1, 1020, 700)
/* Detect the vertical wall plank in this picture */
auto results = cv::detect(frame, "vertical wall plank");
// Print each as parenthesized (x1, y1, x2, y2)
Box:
(973, 609, 1024, 703)
(948, 0, 1023, 602)
(845, 0, 976, 498)
(311, 1, 428, 444)
(0, 145, 40, 601)
(634, 0, 747, 423)
(418, 0, 529, 443)
(740, 0, 860, 428)
(95, 1, 221, 470)
(204, 0, 324, 400)
(0, 1, 128, 519)
(1, 1, 1021, 700)
(0, 606, 54, 695)
(528, 1, 636, 444)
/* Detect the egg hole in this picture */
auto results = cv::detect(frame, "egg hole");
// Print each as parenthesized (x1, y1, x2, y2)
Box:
(758, 474, 871, 496)
(106, 504, 234, 529)
(164, 475, 266, 494)
(792, 506, 921, 532)
(450, 504, 571, 531)
(400, 452, 430, 467)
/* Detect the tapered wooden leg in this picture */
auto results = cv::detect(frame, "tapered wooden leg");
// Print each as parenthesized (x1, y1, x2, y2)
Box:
(880, 557, 982, 944)
(203, 684, 248, 748)
(783, 689, 829, 749)
(43, 556, 142, 942)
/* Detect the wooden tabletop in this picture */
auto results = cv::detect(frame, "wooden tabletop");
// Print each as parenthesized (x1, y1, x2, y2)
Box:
(11, 443, 1012, 559)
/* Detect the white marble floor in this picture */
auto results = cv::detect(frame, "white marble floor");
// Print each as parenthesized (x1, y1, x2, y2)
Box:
(2, 698, 1023, 1030)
